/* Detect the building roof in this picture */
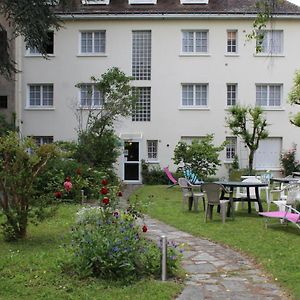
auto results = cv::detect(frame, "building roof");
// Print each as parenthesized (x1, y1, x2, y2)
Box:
(57, 0, 300, 17)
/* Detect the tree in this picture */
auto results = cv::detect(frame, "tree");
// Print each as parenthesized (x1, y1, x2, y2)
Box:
(173, 135, 226, 180)
(288, 70, 300, 127)
(75, 67, 136, 168)
(0, 0, 71, 78)
(0, 132, 58, 241)
(226, 105, 268, 175)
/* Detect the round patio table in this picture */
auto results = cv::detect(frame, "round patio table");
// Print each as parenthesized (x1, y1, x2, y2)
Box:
(216, 181, 268, 219)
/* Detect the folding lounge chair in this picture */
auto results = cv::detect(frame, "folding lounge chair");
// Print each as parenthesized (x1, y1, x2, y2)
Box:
(183, 168, 203, 185)
(163, 167, 178, 188)
(259, 204, 300, 230)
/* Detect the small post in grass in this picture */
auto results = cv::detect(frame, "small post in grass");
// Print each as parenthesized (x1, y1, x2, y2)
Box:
(161, 235, 167, 281)
(81, 190, 85, 205)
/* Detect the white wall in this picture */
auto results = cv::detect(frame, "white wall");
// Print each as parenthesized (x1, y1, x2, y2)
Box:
(17, 17, 300, 179)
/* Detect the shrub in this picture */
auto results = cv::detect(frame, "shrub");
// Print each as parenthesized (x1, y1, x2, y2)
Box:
(280, 144, 300, 176)
(141, 161, 169, 185)
(63, 180, 182, 282)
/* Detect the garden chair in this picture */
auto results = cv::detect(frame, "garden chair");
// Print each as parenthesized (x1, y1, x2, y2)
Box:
(259, 204, 300, 230)
(270, 182, 300, 212)
(178, 177, 193, 210)
(183, 168, 203, 185)
(235, 177, 269, 212)
(201, 182, 230, 224)
(163, 167, 178, 188)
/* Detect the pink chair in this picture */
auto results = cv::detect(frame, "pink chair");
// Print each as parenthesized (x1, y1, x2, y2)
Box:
(163, 167, 178, 188)
(259, 205, 300, 230)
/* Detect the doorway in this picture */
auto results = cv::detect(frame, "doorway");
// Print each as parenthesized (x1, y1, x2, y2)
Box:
(123, 141, 140, 182)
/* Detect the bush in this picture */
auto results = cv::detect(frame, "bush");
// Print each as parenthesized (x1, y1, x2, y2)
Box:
(280, 144, 300, 176)
(63, 180, 182, 282)
(141, 162, 169, 185)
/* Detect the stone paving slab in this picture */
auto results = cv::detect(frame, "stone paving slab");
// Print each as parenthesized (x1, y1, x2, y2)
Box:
(144, 216, 289, 300)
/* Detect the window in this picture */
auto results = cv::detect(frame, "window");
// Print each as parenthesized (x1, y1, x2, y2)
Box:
(129, 0, 157, 4)
(181, 0, 208, 3)
(227, 84, 237, 106)
(182, 30, 208, 53)
(182, 84, 208, 107)
(80, 31, 106, 54)
(257, 30, 283, 55)
(81, 0, 110, 4)
(132, 31, 151, 80)
(33, 136, 54, 146)
(226, 137, 237, 161)
(256, 84, 282, 107)
(28, 84, 53, 107)
(132, 87, 151, 121)
(0, 96, 8, 109)
(28, 32, 54, 55)
(227, 30, 237, 53)
(80, 84, 103, 107)
(147, 140, 158, 160)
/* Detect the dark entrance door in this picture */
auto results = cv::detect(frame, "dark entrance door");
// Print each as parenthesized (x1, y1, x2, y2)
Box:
(124, 141, 140, 181)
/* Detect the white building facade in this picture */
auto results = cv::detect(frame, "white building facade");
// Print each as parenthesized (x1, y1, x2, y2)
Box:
(15, 0, 300, 182)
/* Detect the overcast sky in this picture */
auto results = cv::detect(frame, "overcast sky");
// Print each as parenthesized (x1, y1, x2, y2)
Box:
(288, 0, 300, 6)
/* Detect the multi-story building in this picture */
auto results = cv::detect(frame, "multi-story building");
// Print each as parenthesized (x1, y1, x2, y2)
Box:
(0, 16, 15, 123)
(15, 0, 300, 182)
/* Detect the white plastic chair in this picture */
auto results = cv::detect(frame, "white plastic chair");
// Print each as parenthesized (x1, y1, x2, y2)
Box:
(178, 177, 193, 211)
(270, 182, 300, 212)
(235, 177, 269, 211)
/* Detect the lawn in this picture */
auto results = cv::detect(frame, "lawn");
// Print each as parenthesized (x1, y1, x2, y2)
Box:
(0, 204, 182, 300)
(131, 185, 300, 300)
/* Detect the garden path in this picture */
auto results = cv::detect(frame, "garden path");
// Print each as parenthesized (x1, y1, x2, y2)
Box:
(120, 185, 289, 300)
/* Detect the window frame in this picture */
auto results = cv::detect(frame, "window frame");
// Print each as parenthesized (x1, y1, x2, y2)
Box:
(225, 137, 237, 161)
(79, 84, 104, 108)
(255, 84, 282, 108)
(33, 136, 54, 146)
(26, 31, 54, 56)
(226, 83, 237, 106)
(181, 83, 208, 108)
(256, 30, 284, 55)
(79, 30, 106, 55)
(0, 95, 8, 109)
(81, 0, 110, 4)
(226, 30, 238, 54)
(132, 87, 151, 122)
(129, 0, 157, 4)
(27, 84, 54, 109)
(181, 30, 209, 55)
(132, 30, 152, 80)
(147, 140, 158, 161)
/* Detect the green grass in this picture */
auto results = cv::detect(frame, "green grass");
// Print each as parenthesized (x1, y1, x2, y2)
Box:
(0, 204, 182, 300)
(131, 185, 300, 300)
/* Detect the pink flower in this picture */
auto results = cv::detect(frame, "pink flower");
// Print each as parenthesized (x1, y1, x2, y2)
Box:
(64, 181, 73, 192)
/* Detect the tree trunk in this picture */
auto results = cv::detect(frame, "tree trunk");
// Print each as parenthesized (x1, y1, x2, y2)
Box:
(248, 150, 255, 175)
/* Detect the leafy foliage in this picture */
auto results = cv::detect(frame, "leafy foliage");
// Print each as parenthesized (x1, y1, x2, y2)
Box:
(226, 105, 268, 174)
(0, 112, 16, 136)
(288, 70, 300, 127)
(246, 0, 280, 52)
(0, 132, 58, 241)
(141, 161, 169, 185)
(173, 135, 225, 180)
(75, 68, 135, 169)
(280, 144, 300, 176)
(63, 180, 182, 282)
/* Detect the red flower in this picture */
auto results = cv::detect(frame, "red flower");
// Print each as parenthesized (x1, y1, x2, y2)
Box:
(117, 191, 123, 197)
(75, 168, 81, 175)
(65, 176, 71, 182)
(101, 179, 108, 186)
(142, 225, 148, 233)
(64, 181, 73, 192)
(102, 197, 109, 205)
(100, 187, 108, 195)
(54, 191, 62, 199)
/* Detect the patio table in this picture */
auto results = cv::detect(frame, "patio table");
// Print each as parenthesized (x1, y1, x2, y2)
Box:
(216, 181, 268, 219)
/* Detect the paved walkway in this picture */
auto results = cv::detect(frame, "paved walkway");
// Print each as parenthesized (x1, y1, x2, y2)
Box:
(121, 185, 289, 300)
